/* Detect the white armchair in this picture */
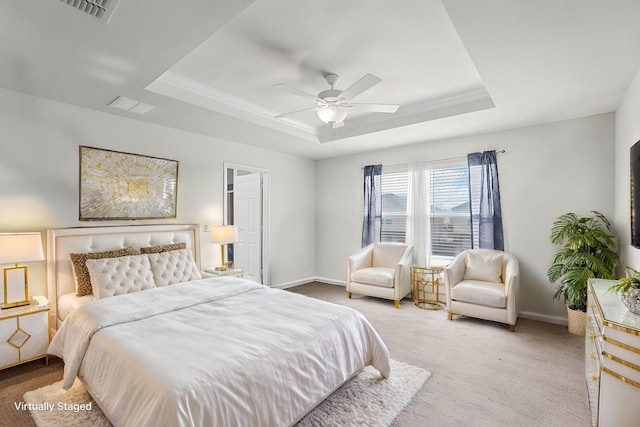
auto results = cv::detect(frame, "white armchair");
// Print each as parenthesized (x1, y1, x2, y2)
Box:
(347, 242, 414, 308)
(444, 249, 520, 331)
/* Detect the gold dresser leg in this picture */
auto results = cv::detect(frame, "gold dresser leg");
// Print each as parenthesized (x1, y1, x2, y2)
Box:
(347, 292, 352, 299)
(509, 324, 516, 332)
(394, 300, 399, 308)
(447, 312, 453, 320)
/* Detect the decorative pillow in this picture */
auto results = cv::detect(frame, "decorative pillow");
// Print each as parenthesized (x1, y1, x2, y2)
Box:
(70, 247, 135, 297)
(146, 248, 202, 287)
(140, 242, 186, 254)
(85, 254, 156, 300)
(463, 251, 503, 283)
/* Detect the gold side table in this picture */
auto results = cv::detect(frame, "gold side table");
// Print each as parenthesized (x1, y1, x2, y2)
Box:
(411, 266, 445, 310)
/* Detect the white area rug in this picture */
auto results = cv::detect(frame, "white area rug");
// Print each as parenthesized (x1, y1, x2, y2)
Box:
(23, 359, 429, 427)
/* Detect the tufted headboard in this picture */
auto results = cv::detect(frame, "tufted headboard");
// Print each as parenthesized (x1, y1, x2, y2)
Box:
(46, 224, 200, 330)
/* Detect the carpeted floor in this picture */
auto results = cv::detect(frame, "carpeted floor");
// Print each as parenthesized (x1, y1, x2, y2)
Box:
(1, 282, 590, 427)
(288, 282, 590, 427)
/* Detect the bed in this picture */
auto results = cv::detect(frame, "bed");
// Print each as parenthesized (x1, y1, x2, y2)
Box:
(46, 224, 390, 427)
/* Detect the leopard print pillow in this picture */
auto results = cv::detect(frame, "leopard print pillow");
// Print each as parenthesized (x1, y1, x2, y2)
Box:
(139, 242, 186, 254)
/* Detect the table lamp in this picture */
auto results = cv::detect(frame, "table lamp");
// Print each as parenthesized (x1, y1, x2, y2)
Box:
(0, 232, 45, 308)
(211, 225, 238, 271)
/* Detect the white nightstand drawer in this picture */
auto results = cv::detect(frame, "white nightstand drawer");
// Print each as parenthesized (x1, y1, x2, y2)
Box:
(0, 307, 50, 370)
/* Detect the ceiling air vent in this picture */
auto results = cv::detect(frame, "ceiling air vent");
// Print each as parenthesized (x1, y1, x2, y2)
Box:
(59, 0, 121, 21)
(108, 96, 157, 115)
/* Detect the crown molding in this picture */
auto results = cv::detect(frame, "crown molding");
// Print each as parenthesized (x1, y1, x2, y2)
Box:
(155, 71, 318, 135)
(154, 72, 493, 144)
(317, 87, 494, 142)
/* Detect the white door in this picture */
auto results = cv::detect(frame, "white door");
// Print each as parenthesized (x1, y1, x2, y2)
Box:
(234, 172, 262, 283)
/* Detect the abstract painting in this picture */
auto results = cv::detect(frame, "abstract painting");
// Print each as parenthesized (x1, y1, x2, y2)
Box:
(79, 146, 178, 220)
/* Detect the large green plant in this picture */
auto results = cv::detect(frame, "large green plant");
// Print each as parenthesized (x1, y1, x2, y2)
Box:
(547, 211, 619, 312)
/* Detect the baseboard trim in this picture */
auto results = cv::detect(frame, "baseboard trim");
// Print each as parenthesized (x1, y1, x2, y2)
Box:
(311, 277, 346, 287)
(269, 277, 346, 290)
(519, 311, 568, 326)
(269, 278, 312, 290)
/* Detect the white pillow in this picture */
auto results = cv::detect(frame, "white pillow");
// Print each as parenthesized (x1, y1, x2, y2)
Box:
(85, 254, 156, 300)
(463, 251, 503, 283)
(146, 248, 202, 287)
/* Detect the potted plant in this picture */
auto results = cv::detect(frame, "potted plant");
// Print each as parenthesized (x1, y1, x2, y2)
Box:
(547, 211, 619, 334)
(608, 267, 640, 315)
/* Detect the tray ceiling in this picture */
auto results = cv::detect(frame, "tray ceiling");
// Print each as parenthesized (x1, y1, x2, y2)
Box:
(1, 0, 640, 159)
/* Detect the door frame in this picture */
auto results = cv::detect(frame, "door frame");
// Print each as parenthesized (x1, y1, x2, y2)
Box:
(223, 162, 270, 285)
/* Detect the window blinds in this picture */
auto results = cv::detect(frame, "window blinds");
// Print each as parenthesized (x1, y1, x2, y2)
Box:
(380, 163, 472, 259)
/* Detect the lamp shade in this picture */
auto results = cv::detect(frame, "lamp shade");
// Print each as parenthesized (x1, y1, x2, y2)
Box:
(0, 232, 45, 264)
(210, 225, 238, 244)
(317, 105, 349, 124)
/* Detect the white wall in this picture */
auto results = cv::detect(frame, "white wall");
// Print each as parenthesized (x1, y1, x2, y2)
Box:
(0, 88, 316, 296)
(315, 113, 615, 322)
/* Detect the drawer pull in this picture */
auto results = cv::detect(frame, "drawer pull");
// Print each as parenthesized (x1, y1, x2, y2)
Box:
(590, 333, 596, 340)
(593, 375, 599, 381)
(590, 352, 596, 359)
(588, 316, 593, 321)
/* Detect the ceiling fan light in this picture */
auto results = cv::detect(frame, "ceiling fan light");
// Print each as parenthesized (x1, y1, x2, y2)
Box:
(317, 105, 348, 124)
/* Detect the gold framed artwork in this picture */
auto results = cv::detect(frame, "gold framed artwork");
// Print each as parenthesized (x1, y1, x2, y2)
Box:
(79, 146, 178, 220)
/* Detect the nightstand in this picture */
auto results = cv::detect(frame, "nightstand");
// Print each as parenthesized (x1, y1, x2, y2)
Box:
(0, 306, 50, 371)
(204, 268, 243, 278)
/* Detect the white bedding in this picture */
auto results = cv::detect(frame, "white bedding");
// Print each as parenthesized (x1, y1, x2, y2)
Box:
(49, 277, 390, 427)
(57, 293, 94, 321)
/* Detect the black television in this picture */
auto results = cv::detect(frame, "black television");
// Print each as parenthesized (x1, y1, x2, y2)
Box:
(632, 140, 640, 248)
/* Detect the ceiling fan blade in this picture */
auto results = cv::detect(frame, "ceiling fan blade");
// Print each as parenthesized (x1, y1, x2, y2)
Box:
(349, 103, 399, 113)
(273, 83, 320, 101)
(339, 74, 381, 101)
(274, 107, 318, 119)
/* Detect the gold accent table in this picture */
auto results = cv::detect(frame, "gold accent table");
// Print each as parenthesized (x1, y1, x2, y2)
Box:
(411, 266, 445, 310)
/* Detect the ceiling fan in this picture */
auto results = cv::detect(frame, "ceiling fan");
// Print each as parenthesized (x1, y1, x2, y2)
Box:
(274, 73, 399, 128)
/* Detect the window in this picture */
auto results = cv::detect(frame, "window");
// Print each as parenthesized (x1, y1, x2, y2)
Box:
(380, 162, 472, 261)
(429, 166, 472, 259)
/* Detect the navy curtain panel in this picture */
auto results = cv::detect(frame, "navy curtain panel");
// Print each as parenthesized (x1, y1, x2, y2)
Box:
(467, 151, 504, 250)
(361, 164, 382, 247)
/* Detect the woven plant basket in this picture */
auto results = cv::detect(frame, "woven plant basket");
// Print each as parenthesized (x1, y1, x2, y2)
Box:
(567, 305, 586, 335)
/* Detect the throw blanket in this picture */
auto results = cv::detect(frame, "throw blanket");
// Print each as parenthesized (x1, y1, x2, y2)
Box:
(48, 277, 390, 427)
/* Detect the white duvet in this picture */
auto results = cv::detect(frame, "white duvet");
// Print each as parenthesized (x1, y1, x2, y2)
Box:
(48, 277, 390, 427)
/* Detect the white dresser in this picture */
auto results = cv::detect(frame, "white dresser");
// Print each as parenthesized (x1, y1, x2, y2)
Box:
(0, 306, 50, 370)
(586, 279, 640, 427)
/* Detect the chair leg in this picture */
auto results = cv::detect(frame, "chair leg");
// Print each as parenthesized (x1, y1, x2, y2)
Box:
(394, 299, 399, 308)
(347, 292, 352, 299)
(509, 324, 516, 332)
(447, 312, 453, 320)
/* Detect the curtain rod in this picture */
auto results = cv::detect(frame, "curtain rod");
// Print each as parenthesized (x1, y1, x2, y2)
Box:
(361, 150, 506, 169)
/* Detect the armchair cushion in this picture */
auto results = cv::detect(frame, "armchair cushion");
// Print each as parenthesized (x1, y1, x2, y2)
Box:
(463, 251, 503, 283)
(372, 244, 412, 269)
(451, 280, 506, 308)
(351, 267, 396, 288)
